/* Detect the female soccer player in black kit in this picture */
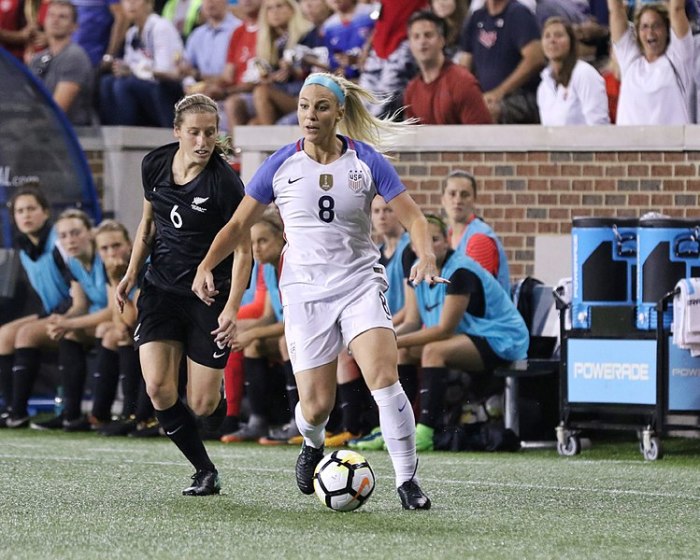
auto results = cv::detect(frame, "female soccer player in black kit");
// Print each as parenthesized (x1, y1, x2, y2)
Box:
(116, 94, 251, 496)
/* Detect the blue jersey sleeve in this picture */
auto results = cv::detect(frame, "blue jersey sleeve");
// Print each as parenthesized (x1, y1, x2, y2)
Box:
(353, 140, 406, 202)
(246, 143, 298, 204)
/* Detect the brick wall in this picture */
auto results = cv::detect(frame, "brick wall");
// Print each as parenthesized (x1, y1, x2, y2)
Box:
(393, 150, 700, 280)
(85, 126, 700, 284)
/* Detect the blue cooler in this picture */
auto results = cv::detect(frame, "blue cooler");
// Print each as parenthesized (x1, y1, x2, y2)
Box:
(636, 218, 700, 330)
(571, 217, 637, 329)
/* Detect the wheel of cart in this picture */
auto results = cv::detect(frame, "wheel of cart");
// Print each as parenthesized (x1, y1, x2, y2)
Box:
(555, 423, 581, 456)
(637, 426, 663, 461)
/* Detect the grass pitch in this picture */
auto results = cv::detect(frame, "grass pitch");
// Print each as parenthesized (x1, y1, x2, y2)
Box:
(2, 430, 700, 560)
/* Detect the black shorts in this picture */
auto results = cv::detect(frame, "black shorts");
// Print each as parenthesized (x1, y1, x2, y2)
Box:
(134, 280, 230, 369)
(470, 335, 509, 372)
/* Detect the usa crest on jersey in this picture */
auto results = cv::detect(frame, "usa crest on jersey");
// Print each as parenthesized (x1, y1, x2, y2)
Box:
(348, 169, 364, 192)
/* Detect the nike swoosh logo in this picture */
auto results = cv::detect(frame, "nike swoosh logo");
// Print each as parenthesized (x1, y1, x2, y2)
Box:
(425, 303, 439, 311)
(213, 351, 226, 358)
(398, 401, 407, 413)
(352, 476, 371, 500)
(166, 425, 182, 436)
(288, 177, 303, 184)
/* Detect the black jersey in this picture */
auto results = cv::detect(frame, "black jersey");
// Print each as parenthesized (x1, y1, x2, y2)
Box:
(141, 143, 245, 298)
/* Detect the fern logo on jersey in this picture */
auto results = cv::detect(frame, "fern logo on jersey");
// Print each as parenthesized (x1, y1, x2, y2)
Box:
(347, 170, 363, 192)
(319, 174, 333, 191)
(191, 196, 209, 213)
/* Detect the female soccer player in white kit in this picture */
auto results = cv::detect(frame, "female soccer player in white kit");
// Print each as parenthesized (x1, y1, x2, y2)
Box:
(193, 72, 441, 509)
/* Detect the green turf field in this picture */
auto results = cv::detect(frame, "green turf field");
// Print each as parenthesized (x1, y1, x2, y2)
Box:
(2, 430, 700, 560)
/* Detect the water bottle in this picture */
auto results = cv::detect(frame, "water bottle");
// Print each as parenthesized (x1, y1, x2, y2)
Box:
(54, 385, 64, 417)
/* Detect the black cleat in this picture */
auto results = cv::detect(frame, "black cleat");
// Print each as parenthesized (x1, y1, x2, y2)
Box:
(397, 479, 431, 510)
(182, 469, 221, 496)
(295, 442, 324, 495)
(29, 414, 63, 430)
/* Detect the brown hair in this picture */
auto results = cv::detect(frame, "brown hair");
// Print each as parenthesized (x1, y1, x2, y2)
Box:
(95, 219, 131, 243)
(173, 93, 232, 154)
(633, 3, 670, 54)
(9, 182, 49, 218)
(543, 17, 578, 88)
(56, 208, 93, 230)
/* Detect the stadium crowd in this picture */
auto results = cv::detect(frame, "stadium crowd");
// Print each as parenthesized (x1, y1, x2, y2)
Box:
(1, 0, 698, 456)
(3, 0, 700, 128)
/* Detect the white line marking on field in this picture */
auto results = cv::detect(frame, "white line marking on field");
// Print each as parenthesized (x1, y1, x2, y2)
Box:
(2, 452, 699, 501)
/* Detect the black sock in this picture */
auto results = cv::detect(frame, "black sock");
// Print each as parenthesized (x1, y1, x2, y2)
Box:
(418, 367, 449, 429)
(244, 357, 269, 419)
(134, 377, 154, 422)
(12, 347, 41, 418)
(91, 347, 119, 422)
(282, 360, 298, 416)
(338, 378, 366, 434)
(155, 399, 215, 472)
(59, 339, 87, 421)
(118, 346, 140, 417)
(0, 354, 14, 412)
(398, 364, 419, 404)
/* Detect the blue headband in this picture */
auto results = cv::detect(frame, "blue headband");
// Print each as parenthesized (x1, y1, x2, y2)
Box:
(302, 74, 345, 105)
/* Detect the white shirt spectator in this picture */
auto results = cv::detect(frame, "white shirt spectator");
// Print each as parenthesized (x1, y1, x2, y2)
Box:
(537, 59, 610, 125)
(614, 25, 694, 125)
(124, 13, 183, 80)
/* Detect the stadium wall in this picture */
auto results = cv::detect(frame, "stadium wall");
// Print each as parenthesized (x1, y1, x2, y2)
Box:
(79, 125, 700, 284)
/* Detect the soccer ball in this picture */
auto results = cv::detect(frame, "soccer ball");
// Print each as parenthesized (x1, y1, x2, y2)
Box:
(313, 450, 375, 512)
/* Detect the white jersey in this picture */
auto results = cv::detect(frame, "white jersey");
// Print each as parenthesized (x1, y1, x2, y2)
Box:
(246, 136, 406, 304)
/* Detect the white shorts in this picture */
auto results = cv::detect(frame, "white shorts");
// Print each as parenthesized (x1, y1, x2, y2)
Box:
(283, 280, 394, 373)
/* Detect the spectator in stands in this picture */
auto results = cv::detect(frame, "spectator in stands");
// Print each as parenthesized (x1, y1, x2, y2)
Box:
(5, 209, 95, 429)
(247, 0, 312, 125)
(322, 0, 375, 81)
(0, 0, 37, 60)
(31, 209, 110, 431)
(396, 214, 528, 451)
(298, 0, 332, 50)
(161, 0, 202, 41)
(262, 0, 333, 125)
(537, 16, 609, 125)
(221, 211, 298, 444)
(608, 0, 693, 125)
(28, 0, 94, 127)
(404, 10, 492, 124)
(458, 0, 544, 123)
(0, 185, 71, 426)
(179, 0, 241, 129)
(221, 0, 261, 139)
(99, 0, 184, 126)
(429, 0, 468, 60)
(359, 0, 425, 118)
(73, 0, 129, 68)
(442, 170, 510, 294)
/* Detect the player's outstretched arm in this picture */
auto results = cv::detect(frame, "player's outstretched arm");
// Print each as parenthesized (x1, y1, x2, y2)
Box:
(388, 192, 442, 286)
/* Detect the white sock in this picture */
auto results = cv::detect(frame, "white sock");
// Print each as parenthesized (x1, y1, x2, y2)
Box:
(294, 402, 327, 449)
(371, 381, 418, 487)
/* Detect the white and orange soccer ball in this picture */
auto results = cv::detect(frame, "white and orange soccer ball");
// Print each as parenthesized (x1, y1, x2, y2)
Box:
(313, 450, 375, 512)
